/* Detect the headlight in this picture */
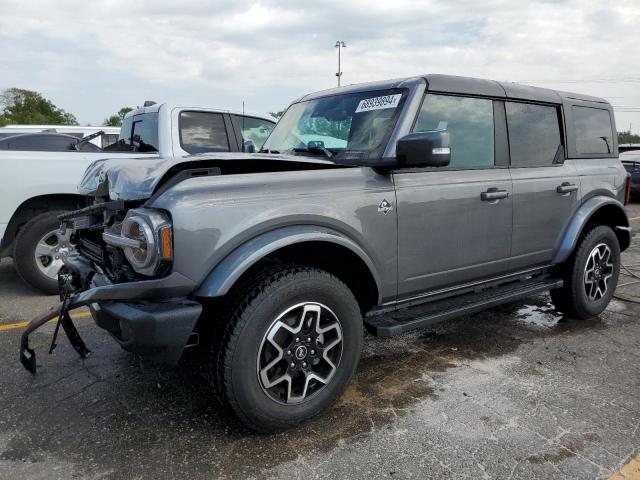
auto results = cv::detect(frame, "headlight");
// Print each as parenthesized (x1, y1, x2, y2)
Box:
(121, 215, 157, 269)
(103, 208, 172, 276)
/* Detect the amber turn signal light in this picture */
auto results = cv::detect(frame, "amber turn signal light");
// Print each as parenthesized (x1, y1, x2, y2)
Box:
(160, 226, 173, 260)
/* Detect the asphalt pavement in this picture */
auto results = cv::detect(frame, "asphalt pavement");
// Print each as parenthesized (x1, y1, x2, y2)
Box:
(0, 204, 639, 480)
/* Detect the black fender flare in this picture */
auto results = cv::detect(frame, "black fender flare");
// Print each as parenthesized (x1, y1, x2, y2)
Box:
(552, 196, 631, 264)
(194, 225, 383, 302)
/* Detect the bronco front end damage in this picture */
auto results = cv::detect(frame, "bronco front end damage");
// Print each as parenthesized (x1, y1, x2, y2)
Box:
(20, 304, 90, 374)
(19, 257, 95, 373)
(19, 254, 199, 373)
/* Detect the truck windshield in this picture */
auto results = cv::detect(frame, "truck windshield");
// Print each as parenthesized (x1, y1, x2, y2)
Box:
(104, 113, 159, 153)
(262, 89, 407, 164)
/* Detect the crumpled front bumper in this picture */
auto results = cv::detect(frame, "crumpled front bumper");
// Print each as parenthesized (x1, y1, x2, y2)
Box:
(63, 257, 196, 310)
(63, 256, 202, 365)
(20, 255, 203, 372)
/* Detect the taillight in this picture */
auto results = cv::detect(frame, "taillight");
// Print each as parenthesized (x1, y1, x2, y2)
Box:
(625, 174, 631, 205)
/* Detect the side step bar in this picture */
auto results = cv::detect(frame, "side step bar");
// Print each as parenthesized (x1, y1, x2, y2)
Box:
(365, 275, 563, 337)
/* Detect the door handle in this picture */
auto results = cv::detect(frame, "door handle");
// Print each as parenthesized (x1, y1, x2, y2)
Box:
(556, 182, 578, 194)
(481, 188, 509, 202)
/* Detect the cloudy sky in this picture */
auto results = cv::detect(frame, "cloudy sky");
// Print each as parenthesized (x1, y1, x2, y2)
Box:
(1, 0, 639, 131)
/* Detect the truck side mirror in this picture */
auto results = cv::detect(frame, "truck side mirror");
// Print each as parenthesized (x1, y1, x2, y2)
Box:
(396, 131, 450, 168)
(242, 140, 255, 153)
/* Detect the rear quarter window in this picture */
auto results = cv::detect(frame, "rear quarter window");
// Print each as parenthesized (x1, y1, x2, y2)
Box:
(179, 111, 230, 154)
(572, 106, 614, 155)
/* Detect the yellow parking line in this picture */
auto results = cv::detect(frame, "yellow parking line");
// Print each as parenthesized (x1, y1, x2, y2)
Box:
(0, 311, 91, 332)
(609, 453, 640, 479)
(629, 216, 640, 221)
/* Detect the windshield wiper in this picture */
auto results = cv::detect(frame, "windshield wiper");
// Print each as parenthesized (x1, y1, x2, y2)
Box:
(292, 146, 334, 158)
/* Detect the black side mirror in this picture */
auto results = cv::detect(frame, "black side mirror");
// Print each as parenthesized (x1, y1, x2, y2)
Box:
(242, 140, 255, 153)
(396, 130, 451, 168)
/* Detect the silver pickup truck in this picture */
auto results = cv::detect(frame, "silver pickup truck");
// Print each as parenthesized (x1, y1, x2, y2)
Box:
(22, 74, 631, 432)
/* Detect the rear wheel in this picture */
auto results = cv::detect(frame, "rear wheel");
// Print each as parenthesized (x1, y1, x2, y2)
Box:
(12, 210, 74, 294)
(550, 225, 620, 319)
(214, 266, 362, 432)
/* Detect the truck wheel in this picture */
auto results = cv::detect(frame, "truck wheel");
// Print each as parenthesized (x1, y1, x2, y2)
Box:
(12, 210, 74, 294)
(550, 225, 620, 319)
(216, 266, 362, 432)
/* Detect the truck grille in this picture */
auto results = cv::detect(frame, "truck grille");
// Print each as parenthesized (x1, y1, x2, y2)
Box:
(77, 233, 105, 265)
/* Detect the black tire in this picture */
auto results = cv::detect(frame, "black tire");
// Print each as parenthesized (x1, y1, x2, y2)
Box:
(12, 210, 72, 294)
(550, 225, 621, 319)
(214, 265, 363, 432)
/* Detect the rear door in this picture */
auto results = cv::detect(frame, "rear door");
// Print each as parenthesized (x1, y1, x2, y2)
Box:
(394, 93, 513, 298)
(507, 102, 580, 269)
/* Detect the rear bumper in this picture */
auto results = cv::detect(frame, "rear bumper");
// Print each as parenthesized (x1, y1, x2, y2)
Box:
(90, 300, 202, 365)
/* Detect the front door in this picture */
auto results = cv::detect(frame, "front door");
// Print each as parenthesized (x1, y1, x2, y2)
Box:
(394, 93, 513, 299)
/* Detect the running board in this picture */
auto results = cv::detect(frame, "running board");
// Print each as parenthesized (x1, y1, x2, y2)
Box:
(365, 275, 563, 337)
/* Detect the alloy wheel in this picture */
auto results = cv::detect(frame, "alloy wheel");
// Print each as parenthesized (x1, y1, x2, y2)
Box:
(257, 302, 343, 405)
(583, 243, 614, 302)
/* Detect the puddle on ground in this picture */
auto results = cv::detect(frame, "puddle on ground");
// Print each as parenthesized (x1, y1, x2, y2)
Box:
(512, 297, 606, 332)
(0, 294, 615, 479)
(514, 302, 564, 328)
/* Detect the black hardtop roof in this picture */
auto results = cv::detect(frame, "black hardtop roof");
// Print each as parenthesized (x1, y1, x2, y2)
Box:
(297, 74, 609, 105)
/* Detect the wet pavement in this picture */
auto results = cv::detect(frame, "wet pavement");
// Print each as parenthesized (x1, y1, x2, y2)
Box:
(0, 205, 638, 479)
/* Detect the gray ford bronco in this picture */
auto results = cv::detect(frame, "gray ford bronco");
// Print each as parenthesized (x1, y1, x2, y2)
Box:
(20, 74, 632, 432)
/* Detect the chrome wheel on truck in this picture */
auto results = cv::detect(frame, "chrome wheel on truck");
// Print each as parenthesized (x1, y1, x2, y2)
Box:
(33, 228, 75, 281)
(13, 210, 75, 294)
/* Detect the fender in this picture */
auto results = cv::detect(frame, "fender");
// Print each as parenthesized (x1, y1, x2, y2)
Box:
(553, 196, 631, 264)
(194, 225, 382, 299)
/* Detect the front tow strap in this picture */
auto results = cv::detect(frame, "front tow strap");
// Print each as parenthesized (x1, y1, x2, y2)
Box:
(20, 300, 91, 374)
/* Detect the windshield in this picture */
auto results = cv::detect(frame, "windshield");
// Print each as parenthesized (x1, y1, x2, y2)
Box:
(262, 89, 407, 164)
(104, 112, 159, 153)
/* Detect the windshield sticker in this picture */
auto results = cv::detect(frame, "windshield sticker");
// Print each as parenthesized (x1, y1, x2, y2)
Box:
(355, 94, 402, 113)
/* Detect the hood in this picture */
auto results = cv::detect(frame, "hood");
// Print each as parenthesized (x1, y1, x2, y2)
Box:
(78, 152, 342, 201)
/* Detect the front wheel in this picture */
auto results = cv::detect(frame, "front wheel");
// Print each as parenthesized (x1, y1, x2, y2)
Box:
(550, 225, 621, 319)
(215, 266, 363, 432)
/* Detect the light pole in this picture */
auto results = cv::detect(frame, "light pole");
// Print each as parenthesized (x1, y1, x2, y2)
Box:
(335, 41, 346, 87)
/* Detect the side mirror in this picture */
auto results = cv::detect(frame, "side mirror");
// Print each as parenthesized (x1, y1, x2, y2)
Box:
(242, 140, 255, 153)
(396, 130, 450, 168)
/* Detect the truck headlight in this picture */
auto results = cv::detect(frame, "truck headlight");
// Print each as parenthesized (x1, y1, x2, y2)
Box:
(103, 209, 172, 276)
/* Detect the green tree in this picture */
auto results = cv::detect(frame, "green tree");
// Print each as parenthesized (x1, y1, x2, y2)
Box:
(619, 131, 640, 144)
(0, 88, 77, 125)
(103, 107, 134, 127)
(270, 110, 286, 120)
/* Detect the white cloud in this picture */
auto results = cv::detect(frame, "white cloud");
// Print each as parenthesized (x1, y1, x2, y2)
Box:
(0, 0, 638, 131)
